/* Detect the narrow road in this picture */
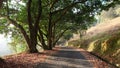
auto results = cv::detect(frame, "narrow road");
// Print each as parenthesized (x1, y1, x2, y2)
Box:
(35, 47, 93, 68)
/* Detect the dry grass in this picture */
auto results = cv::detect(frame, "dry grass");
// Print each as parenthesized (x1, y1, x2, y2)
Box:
(86, 17, 120, 37)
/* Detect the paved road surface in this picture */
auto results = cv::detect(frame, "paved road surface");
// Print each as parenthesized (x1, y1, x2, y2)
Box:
(35, 47, 93, 68)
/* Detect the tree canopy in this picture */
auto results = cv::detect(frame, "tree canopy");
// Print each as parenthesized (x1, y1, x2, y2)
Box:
(0, 0, 120, 53)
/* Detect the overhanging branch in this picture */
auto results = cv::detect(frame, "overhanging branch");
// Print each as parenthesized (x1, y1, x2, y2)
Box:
(5, 0, 30, 46)
(52, 9, 67, 27)
(34, 0, 42, 28)
(53, 28, 68, 46)
(38, 28, 47, 46)
(50, 0, 59, 9)
(51, 0, 86, 14)
(6, 17, 30, 46)
(27, 0, 33, 29)
(51, 0, 86, 27)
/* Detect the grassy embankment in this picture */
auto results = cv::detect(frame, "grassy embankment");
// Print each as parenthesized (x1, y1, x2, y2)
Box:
(68, 17, 120, 67)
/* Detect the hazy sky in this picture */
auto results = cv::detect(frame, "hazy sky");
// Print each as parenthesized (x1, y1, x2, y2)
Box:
(0, 34, 13, 56)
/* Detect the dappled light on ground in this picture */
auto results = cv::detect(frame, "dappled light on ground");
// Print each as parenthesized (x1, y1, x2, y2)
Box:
(0, 47, 116, 68)
(0, 50, 56, 68)
(35, 47, 93, 68)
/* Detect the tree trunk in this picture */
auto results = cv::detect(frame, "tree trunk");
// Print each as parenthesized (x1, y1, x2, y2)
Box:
(48, 24, 53, 50)
(52, 22, 56, 47)
(27, 0, 39, 53)
(0, 0, 4, 8)
(28, 43, 38, 53)
(24, 31, 38, 53)
(7, 17, 39, 53)
(38, 29, 49, 50)
(48, 12, 53, 50)
(29, 33, 38, 53)
(42, 44, 49, 50)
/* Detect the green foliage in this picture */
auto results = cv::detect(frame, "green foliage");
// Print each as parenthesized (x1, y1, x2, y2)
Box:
(62, 29, 73, 40)
(8, 35, 28, 53)
(0, 19, 8, 34)
(68, 40, 80, 47)
(0, 0, 120, 52)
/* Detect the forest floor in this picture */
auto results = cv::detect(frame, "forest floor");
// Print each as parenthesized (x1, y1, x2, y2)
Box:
(0, 46, 115, 68)
(0, 48, 57, 68)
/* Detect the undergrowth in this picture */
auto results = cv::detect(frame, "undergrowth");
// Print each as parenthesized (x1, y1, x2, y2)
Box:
(68, 31, 120, 67)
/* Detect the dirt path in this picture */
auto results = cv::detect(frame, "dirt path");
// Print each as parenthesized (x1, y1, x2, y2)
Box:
(34, 47, 93, 68)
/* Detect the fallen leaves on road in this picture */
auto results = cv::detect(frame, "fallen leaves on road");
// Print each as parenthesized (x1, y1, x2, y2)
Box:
(0, 50, 57, 68)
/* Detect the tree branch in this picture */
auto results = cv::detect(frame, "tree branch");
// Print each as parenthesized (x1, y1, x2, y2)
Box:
(38, 43, 43, 48)
(51, 0, 86, 27)
(5, 0, 30, 47)
(52, 9, 67, 27)
(51, 0, 86, 14)
(53, 28, 68, 46)
(38, 28, 47, 47)
(27, 0, 33, 29)
(50, 0, 59, 9)
(7, 17, 30, 46)
(34, 0, 42, 28)
(0, 0, 4, 8)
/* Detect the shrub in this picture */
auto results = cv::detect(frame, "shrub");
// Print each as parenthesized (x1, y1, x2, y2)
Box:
(87, 40, 103, 54)
(80, 32, 120, 66)
(68, 40, 80, 47)
(79, 38, 92, 49)
(102, 35, 120, 55)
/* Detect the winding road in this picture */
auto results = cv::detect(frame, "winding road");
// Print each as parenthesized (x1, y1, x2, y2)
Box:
(35, 47, 93, 68)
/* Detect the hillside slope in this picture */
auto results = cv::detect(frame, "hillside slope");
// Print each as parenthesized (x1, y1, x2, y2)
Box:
(86, 17, 120, 37)
(81, 17, 120, 67)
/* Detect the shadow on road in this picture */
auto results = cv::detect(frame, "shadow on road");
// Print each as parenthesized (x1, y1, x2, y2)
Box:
(35, 47, 93, 68)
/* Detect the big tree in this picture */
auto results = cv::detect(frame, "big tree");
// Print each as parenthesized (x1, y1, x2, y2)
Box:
(0, 0, 120, 53)
(0, 0, 4, 8)
(0, 0, 42, 53)
(39, 0, 120, 50)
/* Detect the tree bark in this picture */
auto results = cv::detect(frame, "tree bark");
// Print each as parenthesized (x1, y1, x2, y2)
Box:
(27, 0, 38, 53)
(27, 0, 43, 52)
(52, 22, 56, 47)
(53, 29, 68, 47)
(48, 12, 53, 50)
(0, 0, 4, 8)
(38, 29, 49, 50)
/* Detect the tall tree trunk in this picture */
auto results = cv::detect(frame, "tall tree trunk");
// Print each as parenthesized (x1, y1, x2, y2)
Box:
(27, 0, 38, 53)
(48, 12, 53, 50)
(0, 0, 4, 8)
(48, 23, 53, 50)
(28, 43, 38, 53)
(29, 30, 38, 53)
